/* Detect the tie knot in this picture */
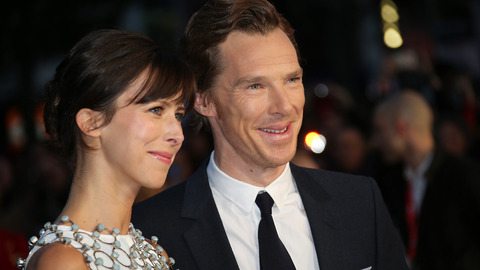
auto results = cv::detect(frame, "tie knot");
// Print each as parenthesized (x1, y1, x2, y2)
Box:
(255, 192, 274, 216)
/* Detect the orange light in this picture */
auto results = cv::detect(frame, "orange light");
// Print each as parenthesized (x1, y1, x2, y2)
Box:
(305, 131, 319, 148)
(304, 131, 326, 154)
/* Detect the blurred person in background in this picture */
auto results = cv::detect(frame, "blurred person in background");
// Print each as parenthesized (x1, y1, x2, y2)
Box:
(327, 125, 369, 175)
(0, 155, 29, 270)
(0, 143, 70, 236)
(0, 155, 14, 211)
(372, 89, 480, 270)
(436, 114, 476, 160)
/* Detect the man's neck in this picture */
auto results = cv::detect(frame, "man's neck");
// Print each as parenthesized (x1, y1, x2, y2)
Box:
(407, 146, 434, 173)
(406, 134, 434, 171)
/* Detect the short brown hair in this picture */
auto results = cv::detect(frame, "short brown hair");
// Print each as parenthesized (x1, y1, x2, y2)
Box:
(181, 0, 300, 131)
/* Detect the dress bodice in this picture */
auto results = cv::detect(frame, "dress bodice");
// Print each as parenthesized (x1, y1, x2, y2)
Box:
(18, 220, 174, 270)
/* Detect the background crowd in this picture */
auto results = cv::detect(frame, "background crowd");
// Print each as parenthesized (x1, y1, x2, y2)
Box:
(1, 0, 479, 269)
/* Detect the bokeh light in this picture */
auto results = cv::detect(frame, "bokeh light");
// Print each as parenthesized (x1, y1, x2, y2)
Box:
(304, 131, 327, 154)
(384, 27, 403, 48)
(381, 3, 399, 23)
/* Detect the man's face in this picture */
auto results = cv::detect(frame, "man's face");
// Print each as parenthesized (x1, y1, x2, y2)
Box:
(196, 28, 304, 178)
(372, 111, 406, 164)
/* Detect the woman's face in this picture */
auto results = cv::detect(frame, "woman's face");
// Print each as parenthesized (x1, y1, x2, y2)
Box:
(98, 75, 186, 190)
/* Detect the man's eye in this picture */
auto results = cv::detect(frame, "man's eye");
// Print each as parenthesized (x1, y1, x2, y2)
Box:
(175, 112, 185, 122)
(248, 84, 261, 90)
(287, 77, 301, 83)
(150, 107, 163, 114)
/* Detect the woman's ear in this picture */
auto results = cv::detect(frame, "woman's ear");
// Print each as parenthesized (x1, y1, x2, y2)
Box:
(194, 92, 216, 117)
(76, 108, 103, 138)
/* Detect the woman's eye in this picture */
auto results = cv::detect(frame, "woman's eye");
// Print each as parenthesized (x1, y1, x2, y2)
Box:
(149, 106, 164, 115)
(175, 112, 185, 122)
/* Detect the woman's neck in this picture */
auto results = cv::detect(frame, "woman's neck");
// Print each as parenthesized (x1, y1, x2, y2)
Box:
(58, 159, 139, 234)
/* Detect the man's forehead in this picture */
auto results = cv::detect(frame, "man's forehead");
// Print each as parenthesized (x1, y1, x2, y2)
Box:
(221, 29, 295, 54)
(219, 31, 298, 68)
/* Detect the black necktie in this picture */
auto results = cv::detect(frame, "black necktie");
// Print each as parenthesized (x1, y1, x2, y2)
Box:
(255, 192, 296, 270)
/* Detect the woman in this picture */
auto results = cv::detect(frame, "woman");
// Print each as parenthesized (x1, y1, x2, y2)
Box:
(17, 29, 195, 269)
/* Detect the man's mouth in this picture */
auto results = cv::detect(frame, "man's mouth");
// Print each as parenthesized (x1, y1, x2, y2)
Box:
(259, 127, 288, 134)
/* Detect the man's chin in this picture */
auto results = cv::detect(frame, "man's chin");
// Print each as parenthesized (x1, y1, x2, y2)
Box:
(263, 151, 296, 168)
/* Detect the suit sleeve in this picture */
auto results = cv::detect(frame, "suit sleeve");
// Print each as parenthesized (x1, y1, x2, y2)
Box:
(370, 178, 410, 269)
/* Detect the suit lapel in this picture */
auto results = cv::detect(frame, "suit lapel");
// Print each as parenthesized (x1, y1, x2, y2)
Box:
(291, 164, 344, 269)
(181, 161, 240, 270)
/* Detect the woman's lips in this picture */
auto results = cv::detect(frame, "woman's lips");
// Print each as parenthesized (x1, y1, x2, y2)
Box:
(148, 151, 173, 165)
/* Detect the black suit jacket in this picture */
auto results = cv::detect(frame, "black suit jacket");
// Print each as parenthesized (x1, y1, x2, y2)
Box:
(132, 161, 408, 270)
(376, 149, 480, 270)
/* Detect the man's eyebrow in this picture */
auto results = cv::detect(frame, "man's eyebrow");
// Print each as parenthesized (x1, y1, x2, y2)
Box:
(287, 68, 304, 78)
(232, 68, 303, 88)
(232, 76, 266, 88)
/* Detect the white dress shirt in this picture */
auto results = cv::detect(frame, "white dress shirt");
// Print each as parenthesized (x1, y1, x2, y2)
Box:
(207, 152, 320, 270)
(404, 151, 433, 214)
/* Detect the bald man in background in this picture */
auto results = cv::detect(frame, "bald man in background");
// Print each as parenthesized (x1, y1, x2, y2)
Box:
(372, 90, 480, 270)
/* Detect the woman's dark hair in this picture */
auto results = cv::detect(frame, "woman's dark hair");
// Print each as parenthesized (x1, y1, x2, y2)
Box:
(43, 29, 195, 166)
(180, 0, 300, 131)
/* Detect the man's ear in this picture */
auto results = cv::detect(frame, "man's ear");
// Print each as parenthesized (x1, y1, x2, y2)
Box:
(395, 118, 408, 137)
(76, 108, 103, 138)
(194, 92, 216, 117)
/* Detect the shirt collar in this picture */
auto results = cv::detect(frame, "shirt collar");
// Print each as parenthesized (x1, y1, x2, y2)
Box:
(207, 151, 295, 214)
(405, 151, 434, 181)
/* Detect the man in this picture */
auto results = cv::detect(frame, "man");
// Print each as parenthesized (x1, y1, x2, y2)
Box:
(372, 90, 480, 270)
(133, 0, 407, 269)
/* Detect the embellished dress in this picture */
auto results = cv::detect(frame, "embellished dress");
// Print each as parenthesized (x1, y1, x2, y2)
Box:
(17, 216, 175, 270)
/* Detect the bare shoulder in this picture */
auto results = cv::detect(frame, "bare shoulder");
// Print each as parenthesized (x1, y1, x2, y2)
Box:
(26, 242, 89, 270)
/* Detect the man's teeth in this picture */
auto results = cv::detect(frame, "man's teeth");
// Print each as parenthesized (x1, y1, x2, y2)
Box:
(260, 127, 287, 133)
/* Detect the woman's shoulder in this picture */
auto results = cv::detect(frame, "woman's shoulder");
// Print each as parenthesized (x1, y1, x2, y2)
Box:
(26, 242, 88, 270)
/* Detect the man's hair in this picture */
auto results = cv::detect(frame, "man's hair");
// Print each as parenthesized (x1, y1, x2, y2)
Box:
(180, 0, 300, 131)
